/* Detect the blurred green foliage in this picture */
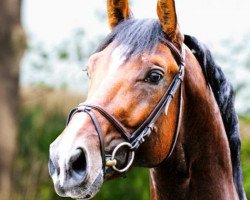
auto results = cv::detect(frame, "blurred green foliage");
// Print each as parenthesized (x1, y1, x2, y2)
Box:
(15, 105, 67, 200)
(14, 91, 250, 199)
(242, 139, 250, 198)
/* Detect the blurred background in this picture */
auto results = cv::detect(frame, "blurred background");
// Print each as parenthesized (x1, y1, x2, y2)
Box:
(0, 0, 249, 199)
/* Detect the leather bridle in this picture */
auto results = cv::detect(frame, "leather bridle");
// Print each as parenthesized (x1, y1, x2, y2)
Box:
(66, 41, 185, 175)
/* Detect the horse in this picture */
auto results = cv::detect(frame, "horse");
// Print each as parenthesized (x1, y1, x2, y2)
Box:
(48, 0, 246, 199)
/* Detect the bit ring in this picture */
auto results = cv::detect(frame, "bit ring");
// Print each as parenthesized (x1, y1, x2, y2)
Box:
(108, 142, 135, 173)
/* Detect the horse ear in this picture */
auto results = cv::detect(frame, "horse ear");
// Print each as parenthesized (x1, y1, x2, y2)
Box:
(157, 0, 184, 45)
(107, 0, 130, 29)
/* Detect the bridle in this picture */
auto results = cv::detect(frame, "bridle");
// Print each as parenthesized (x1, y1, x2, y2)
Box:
(66, 40, 185, 175)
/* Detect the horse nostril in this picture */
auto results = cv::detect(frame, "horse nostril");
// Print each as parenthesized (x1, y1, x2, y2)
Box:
(70, 148, 87, 179)
(49, 158, 55, 176)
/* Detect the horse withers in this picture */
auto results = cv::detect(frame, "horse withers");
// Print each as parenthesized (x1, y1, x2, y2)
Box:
(48, 0, 246, 199)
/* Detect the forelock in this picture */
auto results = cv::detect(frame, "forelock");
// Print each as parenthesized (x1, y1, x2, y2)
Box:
(96, 19, 164, 58)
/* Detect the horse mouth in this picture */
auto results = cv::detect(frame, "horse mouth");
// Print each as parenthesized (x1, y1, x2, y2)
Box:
(54, 171, 103, 200)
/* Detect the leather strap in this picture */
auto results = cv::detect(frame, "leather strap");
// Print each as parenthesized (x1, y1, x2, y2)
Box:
(83, 108, 106, 172)
(80, 104, 130, 140)
(129, 65, 184, 150)
(150, 82, 183, 167)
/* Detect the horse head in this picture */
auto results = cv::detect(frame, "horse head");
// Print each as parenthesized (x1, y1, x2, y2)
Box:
(49, 0, 244, 199)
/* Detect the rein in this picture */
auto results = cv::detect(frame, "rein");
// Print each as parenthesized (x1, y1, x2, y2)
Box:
(66, 42, 185, 175)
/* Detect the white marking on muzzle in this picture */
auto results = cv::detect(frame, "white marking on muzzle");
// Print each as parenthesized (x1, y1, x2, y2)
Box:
(56, 113, 89, 185)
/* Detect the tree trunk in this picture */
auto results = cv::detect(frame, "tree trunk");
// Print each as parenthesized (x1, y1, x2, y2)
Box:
(0, 0, 26, 199)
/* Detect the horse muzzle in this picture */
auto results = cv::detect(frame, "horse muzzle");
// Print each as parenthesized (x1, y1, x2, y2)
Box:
(49, 146, 104, 199)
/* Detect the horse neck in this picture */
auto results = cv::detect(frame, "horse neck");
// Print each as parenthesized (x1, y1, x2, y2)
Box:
(149, 48, 238, 200)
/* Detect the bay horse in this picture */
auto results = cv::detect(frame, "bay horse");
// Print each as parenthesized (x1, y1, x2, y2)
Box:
(49, 0, 246, 199)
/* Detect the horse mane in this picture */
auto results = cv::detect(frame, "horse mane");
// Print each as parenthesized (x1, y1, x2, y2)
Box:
(184, 35, 246, 200)
(96, 19, 246, 200)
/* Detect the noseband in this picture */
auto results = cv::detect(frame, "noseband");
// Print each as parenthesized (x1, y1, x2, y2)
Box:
(66, 41, 185, 175)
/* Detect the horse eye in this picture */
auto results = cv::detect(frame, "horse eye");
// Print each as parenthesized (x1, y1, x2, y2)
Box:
(144, 70, 164, 84)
